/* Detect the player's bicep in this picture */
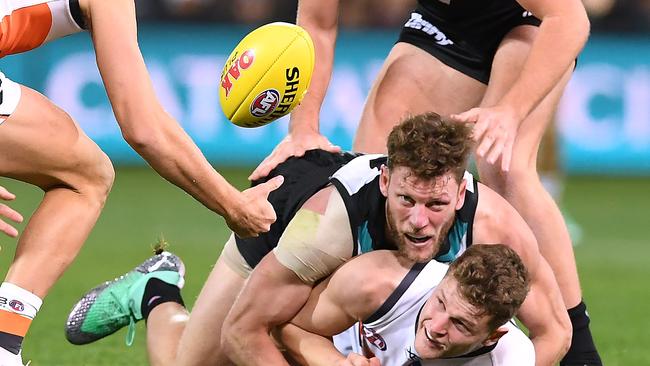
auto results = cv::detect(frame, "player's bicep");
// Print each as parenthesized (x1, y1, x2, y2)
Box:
(291, 276, 357, 337)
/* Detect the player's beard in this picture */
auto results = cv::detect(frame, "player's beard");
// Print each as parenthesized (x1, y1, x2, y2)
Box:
(386, 202, 454, 263)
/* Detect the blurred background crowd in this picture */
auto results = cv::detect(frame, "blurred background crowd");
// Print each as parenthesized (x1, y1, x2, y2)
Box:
(136, 0, 650, 32)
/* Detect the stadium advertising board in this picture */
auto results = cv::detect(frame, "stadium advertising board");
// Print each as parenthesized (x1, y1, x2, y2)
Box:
(2, 26, 648, 174)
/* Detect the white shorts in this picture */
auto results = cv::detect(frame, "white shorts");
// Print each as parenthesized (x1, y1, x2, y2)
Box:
(0, 0, 85, 122)
(0, 72, 21, 124)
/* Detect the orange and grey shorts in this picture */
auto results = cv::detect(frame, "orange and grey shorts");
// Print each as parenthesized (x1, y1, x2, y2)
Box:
(0, 0, 86, 123)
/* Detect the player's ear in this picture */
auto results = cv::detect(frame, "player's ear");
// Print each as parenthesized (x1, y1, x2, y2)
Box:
(379, 165, 390, 197)
(455, 177, 467, 210)
(482, 326, 508, 347)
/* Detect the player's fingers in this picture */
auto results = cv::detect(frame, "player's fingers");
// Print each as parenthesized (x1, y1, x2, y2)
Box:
(485, 135, 506, 165)
(368, 357, 382, 366)
(319, 142, 341, 153)
(249, 151, 287, 181)
(0, 204, 23, 223)
(0, 220, 19, 238)
(450, 108, 480, 123)
(476, 132, 497, 158)
(260, 175, 284, 194)
(0, 186, 15, 201)
(501, 139, 514, 172)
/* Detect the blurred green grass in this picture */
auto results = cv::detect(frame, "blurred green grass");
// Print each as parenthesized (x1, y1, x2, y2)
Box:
(0, 168, 648, 365)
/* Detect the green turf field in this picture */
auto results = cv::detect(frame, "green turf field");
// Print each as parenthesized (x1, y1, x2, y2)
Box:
(0, 168, 648, 365)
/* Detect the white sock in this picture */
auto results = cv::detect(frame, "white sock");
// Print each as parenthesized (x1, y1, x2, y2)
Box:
(0, 282, 42, 319)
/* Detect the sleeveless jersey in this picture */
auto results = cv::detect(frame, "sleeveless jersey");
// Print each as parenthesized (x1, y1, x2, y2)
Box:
(333, 260, 535, 366)
(237, 151, 479, 268)
(330, 154, 479, 263)
(0, 0, 86, 58)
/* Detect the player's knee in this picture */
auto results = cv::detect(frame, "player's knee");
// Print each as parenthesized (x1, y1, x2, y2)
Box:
(71, 146, 115, 206)
(371, 58, 418, 125)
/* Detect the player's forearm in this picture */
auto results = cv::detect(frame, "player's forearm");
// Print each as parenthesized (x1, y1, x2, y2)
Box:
(530, 331, 570, 366)
(87, 0, 241, 217)
(278, 323, 346, 366)
(519, 260, 572, 365)
(498, 7, 589, 121)
(121, 112, 239, 217)
(291, 0, 339, 133)
(222, 329, 291, 366)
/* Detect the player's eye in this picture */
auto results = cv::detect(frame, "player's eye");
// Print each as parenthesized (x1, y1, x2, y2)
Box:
(399, 195, 415, 206)
(452, 319, 469, 333)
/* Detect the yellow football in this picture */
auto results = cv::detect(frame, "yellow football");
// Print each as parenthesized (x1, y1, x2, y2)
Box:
(219, 22, 315, 128)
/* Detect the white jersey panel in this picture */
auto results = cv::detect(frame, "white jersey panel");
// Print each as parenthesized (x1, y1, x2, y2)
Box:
(331, 154, 384, 195)
(334, 260, 534, 366)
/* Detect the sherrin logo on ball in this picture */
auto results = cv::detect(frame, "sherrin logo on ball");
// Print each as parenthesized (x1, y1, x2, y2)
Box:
(219, 22, 315, 128)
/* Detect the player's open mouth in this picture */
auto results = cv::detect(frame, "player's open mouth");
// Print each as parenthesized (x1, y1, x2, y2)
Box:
(405, 233, 432, 246)
(424, 328, 444, 349)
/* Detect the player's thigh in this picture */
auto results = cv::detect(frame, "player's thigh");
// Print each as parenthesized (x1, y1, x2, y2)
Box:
(175, 237, 248, 365)
(477, 25, 572, 181)
(354, 42, 485, 153)
(0, 84, 113, 189)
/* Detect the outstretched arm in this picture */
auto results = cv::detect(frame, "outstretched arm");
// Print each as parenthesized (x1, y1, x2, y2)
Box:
(81, 0, 282, 237)
(249, 0, 341, 181)
(453, 0, 589, 171)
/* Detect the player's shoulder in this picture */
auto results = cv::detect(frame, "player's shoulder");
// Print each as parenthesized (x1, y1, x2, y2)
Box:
(331, 154, 385, 196)
(473, 182, 513, 239)
(328, 250, 406, 319)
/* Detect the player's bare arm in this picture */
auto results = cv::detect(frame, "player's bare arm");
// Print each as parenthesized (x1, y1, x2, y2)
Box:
(452, 0, 589, 171)
(249, 0, 341, 181)
(281, 251, 401, 366)
(78, 0, 282, 237)
(222, 185, 354, 365)
(473, 183, 571, 365)
(0, 185, 23, 238)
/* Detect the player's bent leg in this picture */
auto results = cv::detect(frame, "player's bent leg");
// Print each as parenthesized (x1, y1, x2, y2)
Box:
(65, 251, 186, 345)
(476, 24, 581, 308)
(0, 85, 113, 360)
(174, 241, 248, 366)
(353, 42, 485, 154)
(0, 86, 115, 298)
(477, 25, 602, 365)
(146, 302, 189, 366)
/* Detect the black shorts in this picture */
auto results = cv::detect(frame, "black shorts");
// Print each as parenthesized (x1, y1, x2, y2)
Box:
(397, 0, 541, 84)
(235, 150, 358, 268)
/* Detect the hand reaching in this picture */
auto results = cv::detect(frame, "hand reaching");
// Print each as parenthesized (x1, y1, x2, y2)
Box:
(249, 130, 340, 181)
(451, 105, 520, 172)
(225, 175, 284, 238)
